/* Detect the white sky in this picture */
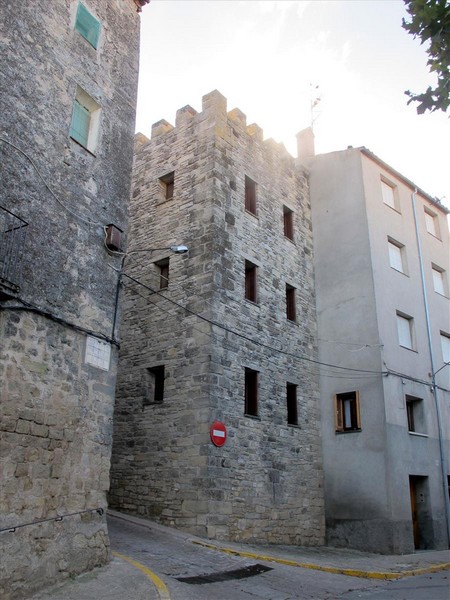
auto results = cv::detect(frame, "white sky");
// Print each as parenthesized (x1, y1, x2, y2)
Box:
(136, 0, 449, 208)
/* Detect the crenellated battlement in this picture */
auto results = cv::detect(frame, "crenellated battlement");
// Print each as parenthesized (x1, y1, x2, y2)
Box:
(138, 90, 297, 160)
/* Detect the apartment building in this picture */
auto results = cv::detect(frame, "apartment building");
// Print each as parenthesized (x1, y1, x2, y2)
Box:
(0, 2, 146, 596)
(305, 142, 450, 554)
(109, 91, 325, 546)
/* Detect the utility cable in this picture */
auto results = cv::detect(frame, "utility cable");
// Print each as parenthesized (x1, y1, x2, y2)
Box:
(0, 136, 102, 227)
(1, 297, 119, 347)
(120, 269, 388, 376)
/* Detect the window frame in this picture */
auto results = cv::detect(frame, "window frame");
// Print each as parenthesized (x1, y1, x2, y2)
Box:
(424, 207, 440, 238)
(432, 264, 446, 296)
(387, 237, 406, 274)
(286, 382, 298, 426)
(405, 395, 426, 435)
(144, 365, 165, 405)
(74, 2, 101, 49)
(441, 332, 450, 365)
(245, 175, 257, 216)
(245, 260, 258, 303)
(283, 205, 294, 241)
(155, 257, 169, 290)
(286, 284, 296, 322)
(381, 178, 399, 212)
(396, 311, 415, 350)
(244, 368, 259, 417)
(159, 171, 175, 201)
(334, 391, 361, 432)
(69, 86, 101, 153)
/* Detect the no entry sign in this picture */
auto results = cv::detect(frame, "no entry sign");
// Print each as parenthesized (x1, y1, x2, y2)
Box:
(210, 421, 227, 447)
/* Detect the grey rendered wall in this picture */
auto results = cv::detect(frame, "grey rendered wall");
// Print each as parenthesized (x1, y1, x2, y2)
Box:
(110, 90, 325, 545)
(0, 1, 140, 597)
(360, 155, 450, 552)
(308, 149, 394, 552)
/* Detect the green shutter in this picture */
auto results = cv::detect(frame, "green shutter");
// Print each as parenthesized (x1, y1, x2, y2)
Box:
(70, 100, 90, 148)
(75, 3, 101, 49)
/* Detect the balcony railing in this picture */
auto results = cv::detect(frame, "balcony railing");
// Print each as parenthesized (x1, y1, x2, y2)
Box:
(0, 205, 28, 298)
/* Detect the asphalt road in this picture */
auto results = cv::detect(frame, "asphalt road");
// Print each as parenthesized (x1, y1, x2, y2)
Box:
(108, 515, 450, 600)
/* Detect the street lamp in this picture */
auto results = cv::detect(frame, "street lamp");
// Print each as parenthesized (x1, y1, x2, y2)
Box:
(110, 244, 189, 341)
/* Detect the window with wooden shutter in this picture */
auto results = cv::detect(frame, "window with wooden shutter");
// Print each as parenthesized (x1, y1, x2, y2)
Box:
(286, 284, 296, 321)
(160, 172, 175, 200)
(334, 391, 361, 432)
(245, 260, 257, 303)
(75, 3, 101, 49)
(155, 258, 169, 289)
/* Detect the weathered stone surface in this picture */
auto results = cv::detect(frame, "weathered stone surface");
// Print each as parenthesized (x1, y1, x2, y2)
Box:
(0, 1, 140, 597)
(110, 91, 325, 546)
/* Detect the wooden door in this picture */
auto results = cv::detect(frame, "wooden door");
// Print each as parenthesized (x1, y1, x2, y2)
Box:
(409, 477, 420, 549)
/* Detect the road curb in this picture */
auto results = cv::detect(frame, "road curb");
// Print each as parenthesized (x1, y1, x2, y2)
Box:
(191, 540, 450, 581)
(112, 551, 171, 600)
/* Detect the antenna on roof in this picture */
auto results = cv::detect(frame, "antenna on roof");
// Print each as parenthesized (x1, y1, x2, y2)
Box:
(310, 83, 322, 131)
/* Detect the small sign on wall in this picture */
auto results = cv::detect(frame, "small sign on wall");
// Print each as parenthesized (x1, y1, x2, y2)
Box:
(85, 336, 111, 371)
(210, 421, 227, 447)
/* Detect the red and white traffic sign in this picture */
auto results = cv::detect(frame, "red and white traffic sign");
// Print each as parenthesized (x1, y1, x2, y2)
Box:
(210, 421, 227, 447)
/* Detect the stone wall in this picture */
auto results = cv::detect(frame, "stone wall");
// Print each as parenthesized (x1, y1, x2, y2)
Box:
(0, 1, 140, 597)
(110, 90, 325, 545)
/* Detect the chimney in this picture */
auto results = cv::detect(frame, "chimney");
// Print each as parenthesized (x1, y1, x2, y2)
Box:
(296, 127, 315, 160)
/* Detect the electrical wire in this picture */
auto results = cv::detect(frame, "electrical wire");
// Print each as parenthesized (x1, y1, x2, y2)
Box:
(1, 297, 119, 347)
(0, 136, 102, 227)
(119, 269, 388, 376)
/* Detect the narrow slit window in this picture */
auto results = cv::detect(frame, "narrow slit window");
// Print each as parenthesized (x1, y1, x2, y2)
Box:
(245, 176, 257, 215)
(245, 368, 258, 416)
(287, 383, 298, 425)
(335, 391, 361, 432)
(245, 260, 257, 303)
(283, 206, 294, 240)
(286, 284, 296, 322)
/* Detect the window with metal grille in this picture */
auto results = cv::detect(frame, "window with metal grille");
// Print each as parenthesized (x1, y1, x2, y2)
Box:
(245, 260, 257, 302)
(245, 176, 257, 215)
(245, 368, 258, 416)
(287, 383, 298, 425)
(334, 391, 361, 432)
(75, 3, 101, 49)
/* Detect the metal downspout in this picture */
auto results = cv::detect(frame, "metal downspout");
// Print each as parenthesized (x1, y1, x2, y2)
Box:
(411, 188, 450, 547)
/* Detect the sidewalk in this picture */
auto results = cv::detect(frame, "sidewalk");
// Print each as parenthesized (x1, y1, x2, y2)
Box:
(29, 510, 450, 600)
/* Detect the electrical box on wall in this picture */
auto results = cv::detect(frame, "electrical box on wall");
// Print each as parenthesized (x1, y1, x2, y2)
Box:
(105, 224, 123, 251)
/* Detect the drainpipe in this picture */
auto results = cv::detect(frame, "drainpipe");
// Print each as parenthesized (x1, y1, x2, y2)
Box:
(411, 188, 450, 547)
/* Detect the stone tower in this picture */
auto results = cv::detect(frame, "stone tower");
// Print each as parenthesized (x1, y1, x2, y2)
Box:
(110, 90, 325, 545)
(0, 1, 145, 597)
